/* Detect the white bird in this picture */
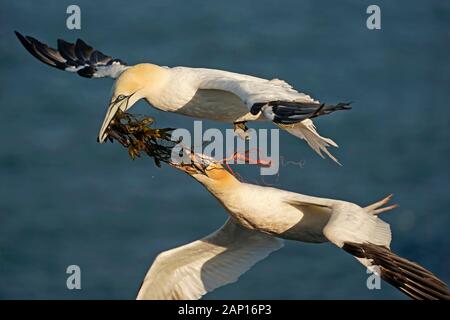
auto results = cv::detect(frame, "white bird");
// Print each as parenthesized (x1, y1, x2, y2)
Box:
(137, 162, 450, 300)
(15, 32, 351, 163)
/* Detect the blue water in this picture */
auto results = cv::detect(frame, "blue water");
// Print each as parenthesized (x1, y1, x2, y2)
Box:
(0, 0, 449, 299)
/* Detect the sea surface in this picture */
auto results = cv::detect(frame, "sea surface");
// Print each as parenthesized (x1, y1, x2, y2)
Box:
(0, 0, 449, 299)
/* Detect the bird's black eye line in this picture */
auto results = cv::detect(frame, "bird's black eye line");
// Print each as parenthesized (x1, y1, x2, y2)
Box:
(116, 91, 136, 103)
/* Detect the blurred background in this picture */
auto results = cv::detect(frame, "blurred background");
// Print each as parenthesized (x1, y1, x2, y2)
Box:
(0, 0, 449, 299)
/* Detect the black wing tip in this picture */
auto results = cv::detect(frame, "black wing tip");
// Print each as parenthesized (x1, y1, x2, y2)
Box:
(15, 32, 125, 79)
(336, 101, 353, 109)
(15, 31, 54, 67)
(77, 66, 95, 78)
(14, 30, 29, 46)
(57, 38, 74, 46)
(263, 101, 353, 125)
(250, 102, 266, 115)
(14, 30, 25, 38)
(14, 31, 29, 52)
(75, 38, 91, 48)
(14, 31, 32, 51)
(343, 242, 450, 300)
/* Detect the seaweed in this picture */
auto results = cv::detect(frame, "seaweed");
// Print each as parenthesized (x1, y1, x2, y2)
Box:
(105, 110, 177, 168)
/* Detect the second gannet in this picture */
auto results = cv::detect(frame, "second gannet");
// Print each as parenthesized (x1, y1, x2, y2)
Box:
(137, 162, 450, 300)
(15, 31, 351, 163)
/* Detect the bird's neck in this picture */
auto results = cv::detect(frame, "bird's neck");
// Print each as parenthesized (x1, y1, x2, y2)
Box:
(202, 176, 242, 207)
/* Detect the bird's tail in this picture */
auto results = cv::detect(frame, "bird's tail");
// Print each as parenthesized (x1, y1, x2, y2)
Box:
(342, 242, 450, 300)
(276, 119, 340, 165)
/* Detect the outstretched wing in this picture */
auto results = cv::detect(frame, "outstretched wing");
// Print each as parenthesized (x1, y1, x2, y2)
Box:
(191, 67, 350, 163)
(287, 194, 450, 300)
(284, 192, 391, 247)
(343, 242, 450, 300)
(192, 68, 351, 124)
(15, 31, 128, 78)
(136, 218, 283, 300)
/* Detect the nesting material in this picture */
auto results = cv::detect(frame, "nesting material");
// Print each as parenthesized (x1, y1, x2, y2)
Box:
(106, 111, 176, 167)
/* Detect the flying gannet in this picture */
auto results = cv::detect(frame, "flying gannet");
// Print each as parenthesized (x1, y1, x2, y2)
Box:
(136, 162, 450, 300)
(15, 31, 351, 163)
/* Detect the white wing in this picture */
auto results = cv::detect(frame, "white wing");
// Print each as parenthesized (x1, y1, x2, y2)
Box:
(136, 218, 283, 300)
(15, 31, 128, 79)
(196, 68, 317, 105)
(287, 195, 450, 300)
(186, 67, 350, 163)
(189, 67, 350, 124)
(321, 201, 392, 249)
(285, 194, 392, 249)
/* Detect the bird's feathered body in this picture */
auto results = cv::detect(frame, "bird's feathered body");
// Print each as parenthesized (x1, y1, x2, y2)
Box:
(133, 66, 257, 122)
(168, 88, 252, 122)
(14, 32, 449, 301)
(193, 167, 389, 245)
(137, 164, 450, 300)
(115, 65, 318, 122)
(113, 64, 348, 162)
(15, 32, 351, 162)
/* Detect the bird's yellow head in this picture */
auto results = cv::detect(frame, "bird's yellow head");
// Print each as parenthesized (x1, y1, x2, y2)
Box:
(188, 162, 240, 192)
(98, 63, 169, 143)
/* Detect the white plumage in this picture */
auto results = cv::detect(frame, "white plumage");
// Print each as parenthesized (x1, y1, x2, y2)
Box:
(14, 32, 450, 300)
(136, 163, 449, 300)
(16, 32, 351, 163)
(136, 163, 389, 299)
(137, 218, 283, 300)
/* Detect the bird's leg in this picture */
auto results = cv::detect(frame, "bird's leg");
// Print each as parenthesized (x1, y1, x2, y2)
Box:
(233, 121, 250, 140)
(364, 194, 398, 215)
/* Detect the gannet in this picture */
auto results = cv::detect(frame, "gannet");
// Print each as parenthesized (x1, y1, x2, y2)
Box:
(137, 162, 450, 300)
(15, 31, 351, 163)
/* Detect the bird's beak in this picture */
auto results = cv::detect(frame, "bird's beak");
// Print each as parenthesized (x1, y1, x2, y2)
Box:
(98, 94, 134, 143)
(173, 161, 208, 176)
(169, 151, 211, 176)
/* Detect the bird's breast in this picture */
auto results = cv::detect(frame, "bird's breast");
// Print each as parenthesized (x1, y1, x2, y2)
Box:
(220, 186, 330, 243)
(156, 88, 250, 122)
(219, 188, 295, 232)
